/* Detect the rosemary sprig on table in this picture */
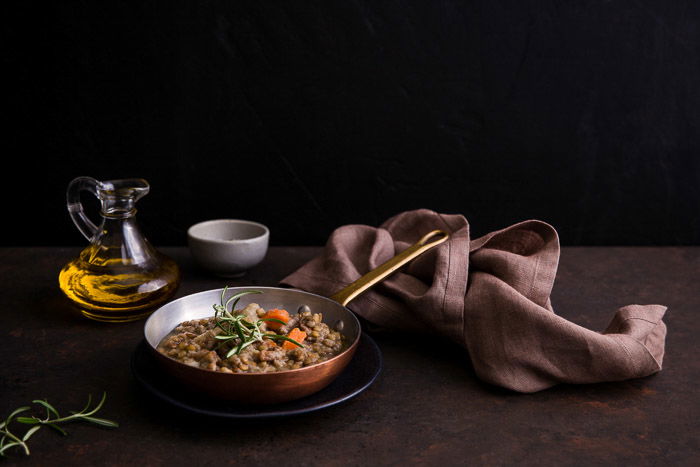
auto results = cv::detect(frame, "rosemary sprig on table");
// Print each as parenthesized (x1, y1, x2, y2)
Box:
(213, 287, 303, 358)
(0, 392, 118, 458)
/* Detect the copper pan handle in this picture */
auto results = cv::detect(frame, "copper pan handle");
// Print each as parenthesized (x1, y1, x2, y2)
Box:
(329, 229, 449, 307)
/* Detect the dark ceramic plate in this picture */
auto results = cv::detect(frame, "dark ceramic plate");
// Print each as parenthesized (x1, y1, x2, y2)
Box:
(130, 333, 382, 418)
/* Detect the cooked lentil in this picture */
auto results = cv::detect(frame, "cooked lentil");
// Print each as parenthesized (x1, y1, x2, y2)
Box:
(157, 303, 346, 373)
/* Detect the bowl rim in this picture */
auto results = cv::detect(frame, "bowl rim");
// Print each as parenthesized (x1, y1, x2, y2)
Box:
(144, 286, 362, 377)
(187, 219, 270, 245)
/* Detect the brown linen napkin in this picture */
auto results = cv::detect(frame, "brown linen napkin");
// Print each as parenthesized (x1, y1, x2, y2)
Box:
(280, 209, 667, 392)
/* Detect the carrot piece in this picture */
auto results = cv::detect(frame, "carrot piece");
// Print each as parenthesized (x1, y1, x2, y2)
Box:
(282, 328, 307, 350)
(261, 308, 290, 331)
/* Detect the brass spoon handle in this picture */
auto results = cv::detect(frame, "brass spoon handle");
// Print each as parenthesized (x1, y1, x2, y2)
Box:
(329, 229, 449, 307)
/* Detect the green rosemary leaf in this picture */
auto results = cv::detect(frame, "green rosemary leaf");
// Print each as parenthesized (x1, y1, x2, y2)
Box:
(46, 423, 68, 436)
(79, 394, 93, 414)
(239, 319, 256, 329)
(15, 417, 40, 425)
(214, 335, 237, 340)
(260, 317, 287, 326)
(21, 426, 41, 442)
(83, 393, 107, 417)
(5, 407, 30, 423)
(220, 286, 229, 309)
(265, 334, 304, 348)
(237, 339, 257, 353)
(0, 441, 22, 456)
(233, 319, 247, 342)
(224, 290, 263, 312)
(81, 416, 119, 428)
(32, 400, 60, 419)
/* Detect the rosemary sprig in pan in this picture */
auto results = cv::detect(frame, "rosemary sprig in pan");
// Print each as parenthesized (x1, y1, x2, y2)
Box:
(213, 287, 303, 358)
(0, 392, 118, 458)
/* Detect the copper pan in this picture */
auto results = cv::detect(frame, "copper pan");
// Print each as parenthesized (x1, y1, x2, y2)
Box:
(144, 230, 449, 404)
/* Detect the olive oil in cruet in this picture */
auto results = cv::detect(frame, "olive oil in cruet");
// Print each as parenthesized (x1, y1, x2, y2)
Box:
(58, 177, 180, 322)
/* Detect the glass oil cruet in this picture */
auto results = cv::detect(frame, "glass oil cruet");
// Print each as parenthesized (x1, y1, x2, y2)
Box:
(58, 176, 180, 322)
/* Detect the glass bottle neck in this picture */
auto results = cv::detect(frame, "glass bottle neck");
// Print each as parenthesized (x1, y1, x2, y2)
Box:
(99, 195, 138, 218)
(94, 216, 157, 265)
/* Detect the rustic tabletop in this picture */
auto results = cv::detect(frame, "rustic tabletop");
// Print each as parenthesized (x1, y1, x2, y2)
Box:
(1, 246, 698, 465)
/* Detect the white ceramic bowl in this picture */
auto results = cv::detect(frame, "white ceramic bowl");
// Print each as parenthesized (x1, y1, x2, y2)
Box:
(187, 219, 269, 277)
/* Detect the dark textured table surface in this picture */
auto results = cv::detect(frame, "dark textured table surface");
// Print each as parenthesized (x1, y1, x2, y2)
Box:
(1, 246, 698, 465)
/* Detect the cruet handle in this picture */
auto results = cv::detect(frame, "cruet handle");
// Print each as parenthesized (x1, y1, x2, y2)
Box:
(66, 176, 101, 241)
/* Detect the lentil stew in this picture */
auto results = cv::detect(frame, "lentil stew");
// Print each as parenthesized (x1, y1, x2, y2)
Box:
(157, 302, 347, 373)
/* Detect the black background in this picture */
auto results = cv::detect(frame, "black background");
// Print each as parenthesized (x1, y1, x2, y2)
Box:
(6, 1, 700, 246)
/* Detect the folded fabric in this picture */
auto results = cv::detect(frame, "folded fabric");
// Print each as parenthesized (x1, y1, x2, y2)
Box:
(280, 209, 667, 392)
